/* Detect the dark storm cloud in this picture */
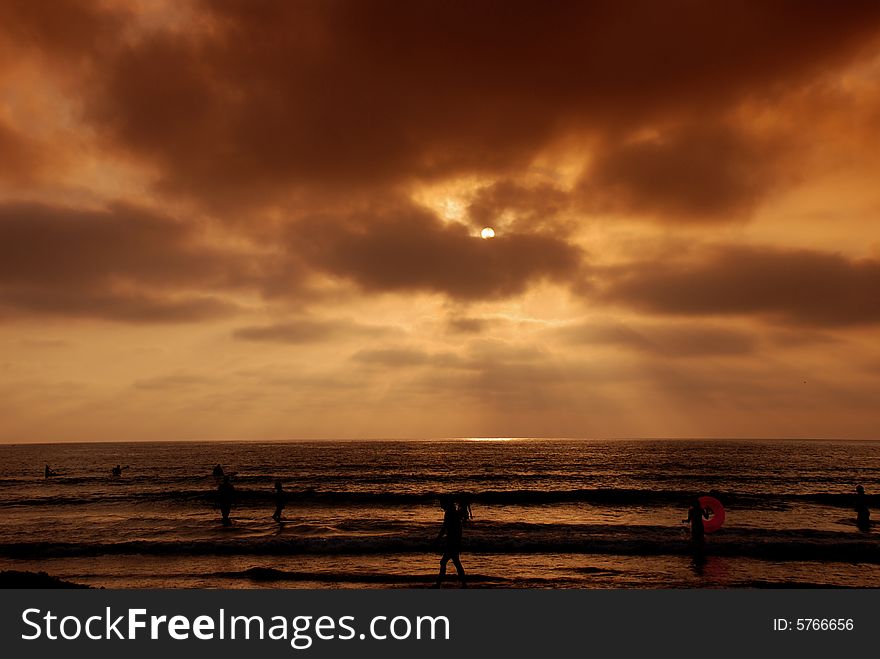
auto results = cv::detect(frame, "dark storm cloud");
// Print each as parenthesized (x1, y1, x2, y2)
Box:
(292, 204, 582, 299)
(24, 0, 873, 206)
(598, 245, 880, 327)
(558, 320, 759, 357)
(583, 123, 786, 222)
(0, 0, 123, 61)
(0, 198, 579, 318)
(4, 1, 880, 321)
(0, 202, 248, 322)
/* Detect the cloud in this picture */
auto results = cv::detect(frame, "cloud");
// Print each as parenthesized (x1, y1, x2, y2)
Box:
(293, 203, 582, 299)
(0, 0, 124, 63)
(0, 202, 248, 322)
(559, 320, 759, 357)
(233, 318, 391, 344)
(9, 0, 869, 207)
(0, 289, 236, 323)
(446, 316, 492, 334)
(583, 122, 787, 222)
(351, 348, 434, 368)
(466, 179, 571, 231)
(596, 245, 880, 327)
(133, 372, 213, 390)
(0, 120, 47, 184)
(0, 198, 581, 322)
(351, 346, 468, 370)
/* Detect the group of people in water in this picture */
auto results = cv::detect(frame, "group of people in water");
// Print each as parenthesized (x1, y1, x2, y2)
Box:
(212, 464, 474, 586)
(211, 465, 285, 527)
(42, 462, 873, 588)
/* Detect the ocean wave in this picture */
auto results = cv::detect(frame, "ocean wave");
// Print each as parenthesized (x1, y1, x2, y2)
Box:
(1, 486, 874, 509)
(209, 567, 504, 584)
(2, 523, 877, 563)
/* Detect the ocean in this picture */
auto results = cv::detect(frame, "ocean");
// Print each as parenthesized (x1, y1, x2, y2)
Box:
(0, 439, 878, 588)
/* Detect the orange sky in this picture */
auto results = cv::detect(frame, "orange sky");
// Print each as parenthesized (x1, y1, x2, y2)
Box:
(2, 0, 880, 441)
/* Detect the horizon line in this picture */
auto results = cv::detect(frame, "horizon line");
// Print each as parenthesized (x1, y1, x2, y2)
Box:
(2, 436, 879, 446)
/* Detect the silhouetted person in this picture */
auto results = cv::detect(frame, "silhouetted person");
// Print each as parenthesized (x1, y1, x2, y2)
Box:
(684, 497, 709, 551)
(433, 497, 467, 588)
(111, 464, 128, 478)
(855, 485, 870, 532)
(217, 476, 235, 526)
(44, 464, 56, 478)
(272, 479, 285, 522)
(212, 464, 224, 479)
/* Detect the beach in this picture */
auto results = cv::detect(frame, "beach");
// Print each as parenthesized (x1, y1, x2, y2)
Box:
(1, 439, 878, 588)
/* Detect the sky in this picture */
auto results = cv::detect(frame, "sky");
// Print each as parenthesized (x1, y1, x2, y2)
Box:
(2, 0, 880, 441)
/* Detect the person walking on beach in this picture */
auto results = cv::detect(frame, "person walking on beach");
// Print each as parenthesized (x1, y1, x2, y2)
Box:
(855, 485, 870, 532)
(272, 479, 285, 522)
(433, 496, 467, 588)
(217, 475, 235, 526)
(684, 497, 709, 551)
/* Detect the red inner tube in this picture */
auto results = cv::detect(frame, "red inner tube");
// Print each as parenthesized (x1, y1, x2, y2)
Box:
(699, 496, 725, 534)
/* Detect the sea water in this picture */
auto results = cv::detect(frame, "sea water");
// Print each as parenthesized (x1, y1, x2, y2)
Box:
(0, 439, 878, 588)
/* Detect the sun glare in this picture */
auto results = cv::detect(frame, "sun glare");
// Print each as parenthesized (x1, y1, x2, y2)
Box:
(461, 437, 518, 442)
(480, 227, 495, 239)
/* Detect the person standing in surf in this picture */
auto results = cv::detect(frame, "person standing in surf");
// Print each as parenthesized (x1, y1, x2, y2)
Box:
(272, 479, 285, 522)
(433, 496, 467, 588)
(217, 475, 235, 526)
(855, 485, 870, 532)
(684, 497, 710, 551)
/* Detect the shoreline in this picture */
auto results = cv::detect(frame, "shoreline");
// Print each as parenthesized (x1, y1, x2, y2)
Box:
(0, 570, 91, 589)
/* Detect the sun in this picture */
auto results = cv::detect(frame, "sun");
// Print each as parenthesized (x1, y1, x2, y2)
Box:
(480, 227, 495, 239)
